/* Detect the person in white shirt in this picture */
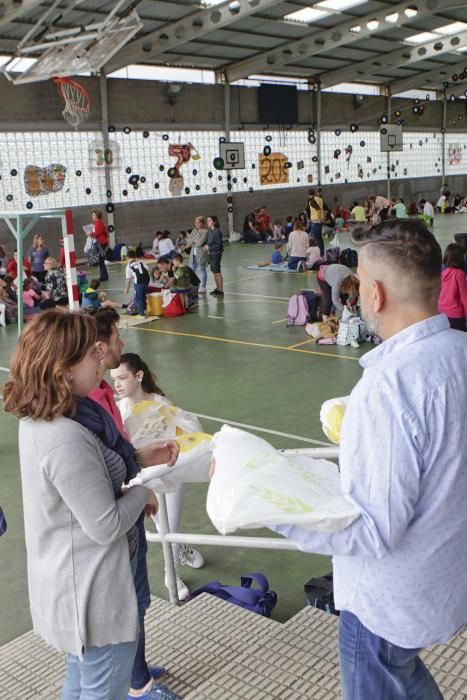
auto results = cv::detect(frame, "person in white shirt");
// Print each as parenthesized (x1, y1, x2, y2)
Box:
(123, 250, 150, 317)
(287, 220, 309, 270)
(158, 232, 175, 260)
(111, 352, 205, 602)
(271, 218, 467, 700)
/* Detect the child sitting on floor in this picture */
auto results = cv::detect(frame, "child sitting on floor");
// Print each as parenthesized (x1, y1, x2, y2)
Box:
(306, 237, 323, 270)
(82, 278, 121, 310)
(257, 242, 284, 267)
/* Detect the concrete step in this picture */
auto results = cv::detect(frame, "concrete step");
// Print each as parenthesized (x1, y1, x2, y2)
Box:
(0, 594, 465, 700)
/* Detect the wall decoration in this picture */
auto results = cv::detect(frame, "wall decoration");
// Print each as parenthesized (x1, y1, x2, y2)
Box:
(24, 163, 67, 196)
(169, 175, 184, 196)
(88, 139, 121, 170)
(258, 152, 289, 185)
(357, 164, 364, 179)
(345, 145, 352, 163)
(448, 144, 462, 166)
(168, 143, 192, 170)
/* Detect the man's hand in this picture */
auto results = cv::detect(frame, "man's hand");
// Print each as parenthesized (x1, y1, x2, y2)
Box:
(136, 440, 180, 468)
(144, 489, 158, 517)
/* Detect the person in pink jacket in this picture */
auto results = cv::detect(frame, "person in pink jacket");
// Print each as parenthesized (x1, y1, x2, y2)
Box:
(438, 243, 466, 331)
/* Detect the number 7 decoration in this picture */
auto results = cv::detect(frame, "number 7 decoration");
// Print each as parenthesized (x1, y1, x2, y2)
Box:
(168, 142, 200, 176)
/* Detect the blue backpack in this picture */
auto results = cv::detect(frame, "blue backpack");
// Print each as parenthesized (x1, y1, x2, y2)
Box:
(187, 572, 277, 618)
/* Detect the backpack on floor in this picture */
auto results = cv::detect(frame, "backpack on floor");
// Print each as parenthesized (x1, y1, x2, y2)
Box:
(301, 290, 323, 322)
(304, 572, 339, 616)
(339, 248, 358, 268)
(188, 572, 277, 618)
(287, 293, 309, 326)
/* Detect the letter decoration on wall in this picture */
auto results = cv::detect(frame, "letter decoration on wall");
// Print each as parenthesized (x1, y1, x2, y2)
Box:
(24, 163, 67, 196)
(88, 139, 121, 170)
(258, 152, 289, 185)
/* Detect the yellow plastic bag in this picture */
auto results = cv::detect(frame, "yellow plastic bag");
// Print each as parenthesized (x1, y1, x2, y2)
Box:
(320, 395, 349, 444)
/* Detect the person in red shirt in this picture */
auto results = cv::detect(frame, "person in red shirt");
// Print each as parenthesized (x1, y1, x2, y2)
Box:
(438, 243, 467, 331)
(89, 209, 109, 282)
(255, 206, 273, 237)
(6, 251, 32, 281)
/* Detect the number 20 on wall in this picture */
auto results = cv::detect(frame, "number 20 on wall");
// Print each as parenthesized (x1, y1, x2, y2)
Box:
(259, 153, 289, 185)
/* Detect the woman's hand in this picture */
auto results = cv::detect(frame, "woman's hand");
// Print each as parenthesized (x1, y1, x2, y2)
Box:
(136, 440, 180, 468)
(204, 244, 209, 252)
(144, 489, 158, 517)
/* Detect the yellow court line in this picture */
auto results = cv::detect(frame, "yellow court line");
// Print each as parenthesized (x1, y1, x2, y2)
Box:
(130, 326, 359, 361)
(287, 338, 317, 349)
(272, 317, 288, 324)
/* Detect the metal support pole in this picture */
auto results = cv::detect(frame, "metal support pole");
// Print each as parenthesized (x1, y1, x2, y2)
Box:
(316, 84, 322, 186)
(16, 216, 23, 336)
(386, 88, 392, 201)
(99, 72, 115, 247)
(224, 82, 234, 237)
(152, 494, 180, 605)
(441, 92, 447, 187)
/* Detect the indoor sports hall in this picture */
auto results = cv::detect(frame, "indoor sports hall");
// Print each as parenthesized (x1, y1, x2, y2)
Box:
(0, 1, 466, 699)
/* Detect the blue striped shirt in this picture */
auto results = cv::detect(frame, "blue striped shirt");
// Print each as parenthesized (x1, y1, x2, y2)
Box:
(273, 314, 467, 647)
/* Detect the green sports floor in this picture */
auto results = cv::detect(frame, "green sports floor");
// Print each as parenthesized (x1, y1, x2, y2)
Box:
(0, 215, 463, 647)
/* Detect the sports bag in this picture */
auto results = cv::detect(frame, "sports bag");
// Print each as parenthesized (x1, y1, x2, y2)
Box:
(304, 572, 339, 616)
(336, 316, 366, 346)
(162, 290, 185, 317)
(287, 293, 309, 326)
(87, 239, 101, 266)
(302, 290, 322, 322)
(129, 260, 150, 285)
(188, 572, 277, 618)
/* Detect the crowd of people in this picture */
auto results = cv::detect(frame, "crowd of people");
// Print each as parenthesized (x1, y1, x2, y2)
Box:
(1, 200, 466, 700)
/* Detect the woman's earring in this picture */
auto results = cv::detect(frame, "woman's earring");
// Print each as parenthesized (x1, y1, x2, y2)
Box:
(66, 373, 73, 381)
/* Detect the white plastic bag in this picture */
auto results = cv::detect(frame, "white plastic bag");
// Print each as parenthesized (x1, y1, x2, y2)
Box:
(207, 425, 359, 535)
(129, 432, 212, 493)
(320, 395, 349, 445)
(125, 399, 203, 448)
(84, 236, 92, 254)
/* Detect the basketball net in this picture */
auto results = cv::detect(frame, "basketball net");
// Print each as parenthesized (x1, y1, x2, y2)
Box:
(53, 77, 91, 128)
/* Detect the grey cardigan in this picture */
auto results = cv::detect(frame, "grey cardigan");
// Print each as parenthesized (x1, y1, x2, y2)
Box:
(18, 416, 148, 657)
(323, 263, 352, 315)
(188, 227, 208, 266)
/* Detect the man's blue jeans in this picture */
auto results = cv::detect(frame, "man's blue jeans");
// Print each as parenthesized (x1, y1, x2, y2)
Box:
(339, 611, 443, 700)
(311, 222, 324, 256)
(134, 283, 147, 316)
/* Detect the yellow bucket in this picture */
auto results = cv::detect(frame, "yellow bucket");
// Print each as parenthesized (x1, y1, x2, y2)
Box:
(146, 292, 163, 316)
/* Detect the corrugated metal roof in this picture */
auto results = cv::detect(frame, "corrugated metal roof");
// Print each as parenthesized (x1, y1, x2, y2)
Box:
(0, 0, 466, 93)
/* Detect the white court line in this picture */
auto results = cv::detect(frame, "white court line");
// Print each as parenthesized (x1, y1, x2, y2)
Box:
(207, 315, 224, 319)
(0, 366, 9, 372)
(193, 412, 332, 446)
(224, 291, 290, 301)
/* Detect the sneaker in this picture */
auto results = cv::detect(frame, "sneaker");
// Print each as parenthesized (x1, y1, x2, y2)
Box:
(213, 289, 224, 296)
(148, 665, 166, 681)
(198, 287, 206, 294)
(210, 288, 219, 295)
(296, 261, 305, 273)
(128, 681, 182, 700)
(164, 573, 190, 601)
(180, 545, 204, 569)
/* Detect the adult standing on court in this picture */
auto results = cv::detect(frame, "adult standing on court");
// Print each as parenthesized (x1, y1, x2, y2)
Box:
(205, 215, 224, 296)
(89, 209, 109, 282)
(306, 188, 325, 255)
(3, 310, 157, 700)
(27, 233, 49, 283)
(271, 218, 467, 699)
(368, 194, 392, 223)
(188, 216, 208, 293)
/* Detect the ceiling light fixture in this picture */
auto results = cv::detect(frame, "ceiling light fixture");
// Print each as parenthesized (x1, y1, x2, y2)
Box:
(367, 19, 380, 31)
(385, 12, 399, 23)
(404, 6, 418, 18)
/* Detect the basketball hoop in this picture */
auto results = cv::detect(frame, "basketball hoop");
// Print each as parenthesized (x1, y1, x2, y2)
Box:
(54, 77, 91, 128)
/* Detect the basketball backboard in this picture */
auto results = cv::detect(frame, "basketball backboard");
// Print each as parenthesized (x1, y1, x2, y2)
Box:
(380, 124, 403, 152)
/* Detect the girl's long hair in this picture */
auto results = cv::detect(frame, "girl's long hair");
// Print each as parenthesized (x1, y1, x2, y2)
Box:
(119, 353, 166, 396)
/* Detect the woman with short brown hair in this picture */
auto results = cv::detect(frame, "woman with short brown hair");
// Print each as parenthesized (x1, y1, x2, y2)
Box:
(4, 309, 157, 700)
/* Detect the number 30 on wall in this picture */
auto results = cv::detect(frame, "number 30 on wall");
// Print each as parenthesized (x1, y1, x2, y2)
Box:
(88, 139, 121, 170)
(258, 152, 289, 185)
